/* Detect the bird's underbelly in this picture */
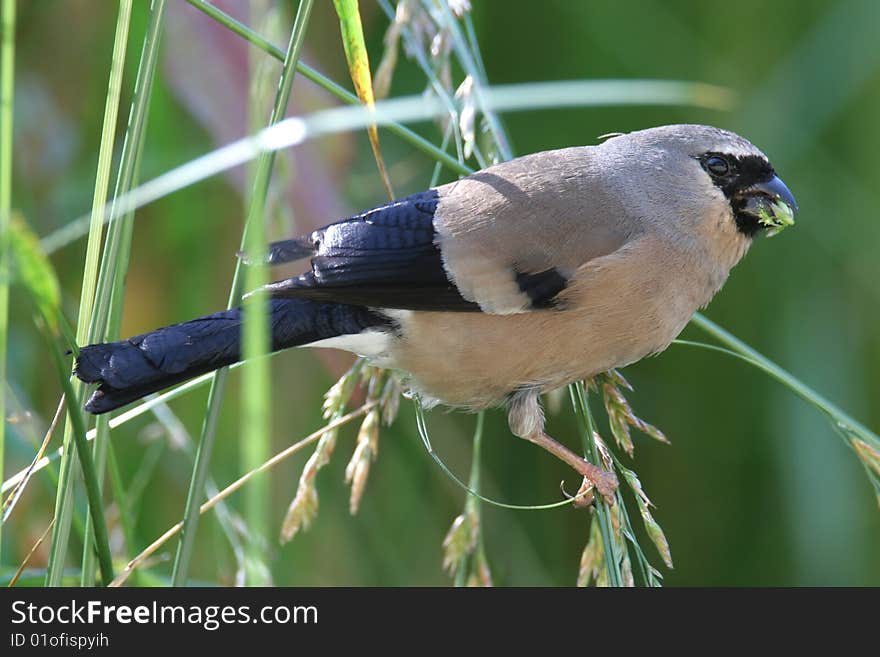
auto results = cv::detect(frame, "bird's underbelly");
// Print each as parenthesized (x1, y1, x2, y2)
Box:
(388, 300, 687, 410)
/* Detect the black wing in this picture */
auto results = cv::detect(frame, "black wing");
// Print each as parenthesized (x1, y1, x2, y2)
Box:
(514, 269, 569, 309)
(259, 190, 481, 311)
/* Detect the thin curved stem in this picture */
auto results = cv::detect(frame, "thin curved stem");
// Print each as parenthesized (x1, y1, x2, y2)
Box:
(689, 313, 879, 451)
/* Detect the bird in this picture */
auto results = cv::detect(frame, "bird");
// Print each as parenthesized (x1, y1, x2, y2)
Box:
(74, 124, 797, 501)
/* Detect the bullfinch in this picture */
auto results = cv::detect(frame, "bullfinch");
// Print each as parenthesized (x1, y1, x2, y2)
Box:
(74, 124, 798, 498)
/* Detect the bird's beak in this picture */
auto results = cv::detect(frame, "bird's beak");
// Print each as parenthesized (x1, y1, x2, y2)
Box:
(739, 175, 798, 237)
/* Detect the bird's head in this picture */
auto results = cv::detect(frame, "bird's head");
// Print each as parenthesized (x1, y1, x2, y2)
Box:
(691, 130, 796, 238)
(603, 124, 798, 240)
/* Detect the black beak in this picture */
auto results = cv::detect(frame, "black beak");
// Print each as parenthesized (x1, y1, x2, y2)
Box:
(750, 175, 798, 214)
(736, 174, 797, 236)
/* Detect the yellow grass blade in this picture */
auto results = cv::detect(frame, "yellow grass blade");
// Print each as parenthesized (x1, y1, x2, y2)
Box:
(333, 0, 395, 199)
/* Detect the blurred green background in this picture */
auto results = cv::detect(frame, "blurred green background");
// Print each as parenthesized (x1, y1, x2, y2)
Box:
(3, 0, 879, 585)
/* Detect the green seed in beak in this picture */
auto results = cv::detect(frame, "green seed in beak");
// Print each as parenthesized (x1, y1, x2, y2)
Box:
(757, 199, 796, 237)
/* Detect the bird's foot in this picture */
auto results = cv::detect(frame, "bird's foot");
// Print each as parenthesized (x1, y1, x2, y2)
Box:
(575, 460, 618, 506)
(525, 430, 618, 505)
(562, 477, 595, 508)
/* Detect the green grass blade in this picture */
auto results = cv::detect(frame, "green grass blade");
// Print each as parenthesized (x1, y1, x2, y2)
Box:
(8, 215, 62, 335)
(570, 382, 623, 587)
(105, 441, 138, 560)
(333, 0, 395, 198)
(170, 0, 315, 586)
(454, 411, 487, 587)
(78, 0, 134, 586)
(46, 340, 114, 586)
(169, 375, 228, 585)
(0, 0, 16, 559)
(79, 0, 163, 587)
(7, 212, 115, 585)
(76, 0, 133, 378)
(240, 0, 314, 585)
(47, 0, 166, 587)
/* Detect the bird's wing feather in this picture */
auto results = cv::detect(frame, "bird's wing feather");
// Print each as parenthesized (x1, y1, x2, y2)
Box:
(258, 148, 637, 314)
(432, 148, 637, 313)
(259, 190, 481, 311)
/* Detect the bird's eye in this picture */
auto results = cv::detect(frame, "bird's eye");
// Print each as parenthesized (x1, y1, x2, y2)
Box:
(705, 155, 730, 177)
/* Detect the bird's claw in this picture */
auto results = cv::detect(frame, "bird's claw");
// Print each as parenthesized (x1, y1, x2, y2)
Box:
(560, 479, 595, 508)
(579, 461, 618, 506)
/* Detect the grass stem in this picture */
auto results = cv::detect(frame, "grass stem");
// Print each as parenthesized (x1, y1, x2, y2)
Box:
(46, 337, 114, 585)
(170, 0, 315, 586)
(0, 0, 16, 561)
(78, 0, 134, 587)
(690, 313, 879, 451)
(570, 381, 623, 587)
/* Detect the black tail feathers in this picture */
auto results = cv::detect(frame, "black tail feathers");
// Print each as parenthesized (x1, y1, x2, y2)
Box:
(75, 298, 389, 414)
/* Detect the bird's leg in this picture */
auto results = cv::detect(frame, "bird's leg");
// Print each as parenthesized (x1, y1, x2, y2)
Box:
(524, 431, 618, 504)
(507, 390, 619, 505)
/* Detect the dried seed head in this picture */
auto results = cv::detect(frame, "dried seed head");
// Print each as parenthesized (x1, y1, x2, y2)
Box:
(345, 408, 381, 514)
(400, 2, 433, 59)
(606, 369, 633, 391)
(441, 512, 476, 574)
(365, 367, 385, 401)
(374, 0, 409, 99)
(648, 565, 665, 587)
(280, 480, 319, 543)
(280, 425, 340, 543)
(593, 431, 615, 472)
(323, 360, 364, 418)
(430, 30, 445, 59)
(373, 40, 397, 100)
(600, 370, 669, 456)
(621, 467, 653, 509)
(380, 375, 402, 426)
(311, 429, 339, 475)
(455, 75, 476, 159)
(608, 406, 634, 456)
(577, 520, 604, 587)
(345, 457, 369, 515)
(448, 0, 471, 18)
(622, 468, 673, 569)
(641, 505, 673, 569)
(481, 117, 498, 162)
(621, 547, 635, 587)
(850, 439, 880, 509)
(851, 438, 880, 477)
(360, 407, 380, 453)
(473, 550, 493, 587)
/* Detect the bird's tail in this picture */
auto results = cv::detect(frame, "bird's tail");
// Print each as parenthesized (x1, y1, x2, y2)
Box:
(75, 298, 389, 414)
